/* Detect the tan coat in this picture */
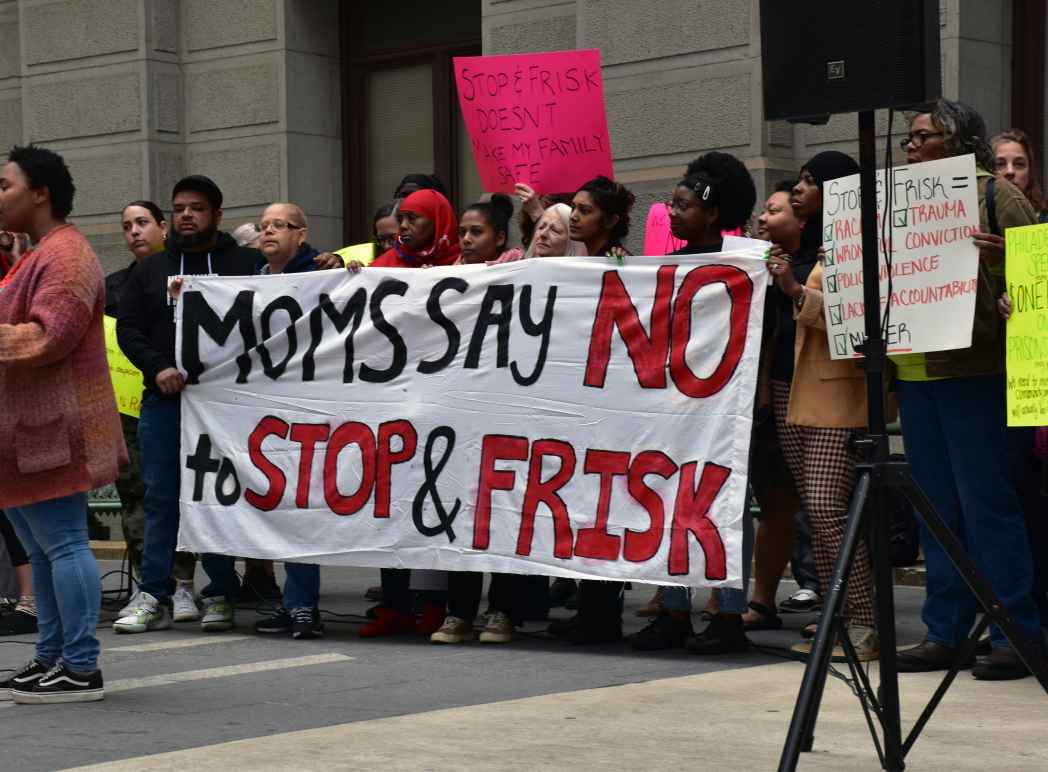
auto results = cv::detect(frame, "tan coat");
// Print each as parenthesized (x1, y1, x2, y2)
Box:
(786, 262, 896, 428)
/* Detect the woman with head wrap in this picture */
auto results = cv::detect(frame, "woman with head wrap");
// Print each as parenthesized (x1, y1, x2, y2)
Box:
(767, 150, 885, 662)
(370, 189, 461, 268)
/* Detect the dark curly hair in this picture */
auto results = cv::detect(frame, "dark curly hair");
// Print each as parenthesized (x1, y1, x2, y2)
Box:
(8, 144, 75, 219)
(577, 175, 635, 241)
(462, 193, 514, 239)
(679, 152, 757, 232)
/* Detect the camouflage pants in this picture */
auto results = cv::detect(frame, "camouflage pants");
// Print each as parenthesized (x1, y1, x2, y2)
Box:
(117, 413, 196, 582)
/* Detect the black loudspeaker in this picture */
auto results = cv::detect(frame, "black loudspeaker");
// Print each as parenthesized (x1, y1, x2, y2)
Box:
(760, 0, 941, 122)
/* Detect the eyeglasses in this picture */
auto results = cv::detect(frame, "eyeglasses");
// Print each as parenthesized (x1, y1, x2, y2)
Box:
(259, 219, 304, 232)
(899, 131, 944, 149)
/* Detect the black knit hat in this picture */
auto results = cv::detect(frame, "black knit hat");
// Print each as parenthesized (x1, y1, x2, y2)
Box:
(801, 151, 859, 190)
(172, 174, 223, 210)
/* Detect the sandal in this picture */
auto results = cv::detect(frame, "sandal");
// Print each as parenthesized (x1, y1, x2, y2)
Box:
(743, 601, 783, 631)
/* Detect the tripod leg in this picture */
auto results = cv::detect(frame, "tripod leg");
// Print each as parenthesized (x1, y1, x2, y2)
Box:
(779, 471, 871, 772)
(900, 472, 1048, 692)
(869, 484, 904, 771)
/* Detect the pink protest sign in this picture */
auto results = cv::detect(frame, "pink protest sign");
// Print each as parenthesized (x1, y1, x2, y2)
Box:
(643, 203, 685, 256)
(454, 49, 614, 194)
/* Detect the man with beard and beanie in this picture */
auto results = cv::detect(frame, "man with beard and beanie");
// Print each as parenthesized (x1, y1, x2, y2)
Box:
(114, 175, 259, 635)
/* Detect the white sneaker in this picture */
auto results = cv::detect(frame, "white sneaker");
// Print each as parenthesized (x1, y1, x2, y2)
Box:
(479, 611, 513, 643)
(172, 585, 200, 622)
(117, 589, 143, 620)
(200, 596, 234, 632)
(113, 591, 171, 634)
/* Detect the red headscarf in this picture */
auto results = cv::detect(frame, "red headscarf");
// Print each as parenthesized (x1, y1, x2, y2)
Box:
(372, 189, 461, 267)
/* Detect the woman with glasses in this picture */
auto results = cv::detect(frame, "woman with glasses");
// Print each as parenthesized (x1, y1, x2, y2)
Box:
(628, 151, 759, 654)
(372, 203, 398, 255)
(892, 99, 1042, 680)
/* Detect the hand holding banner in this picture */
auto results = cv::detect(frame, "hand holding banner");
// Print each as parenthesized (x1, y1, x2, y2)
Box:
(454, 49, 614, 194)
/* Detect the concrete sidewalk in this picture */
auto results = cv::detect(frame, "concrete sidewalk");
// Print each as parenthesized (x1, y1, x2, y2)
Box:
(74, 659, 1048, 771)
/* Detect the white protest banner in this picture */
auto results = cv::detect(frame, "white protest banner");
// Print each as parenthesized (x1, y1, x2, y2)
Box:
(175, 254, 768, 587)
(820, 154, 980, 359)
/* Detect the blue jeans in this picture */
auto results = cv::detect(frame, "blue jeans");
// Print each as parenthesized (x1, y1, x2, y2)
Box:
(897, 375, 1041, 649)
(139, 392, 240, 601)
(663, 498, 755, 614)
(6, 493, 100, 672)
(283, 563, 320, 610)
(138, 392, 182, 602)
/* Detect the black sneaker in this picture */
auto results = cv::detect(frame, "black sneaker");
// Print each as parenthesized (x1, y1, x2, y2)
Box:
(629, 612, 694, 651)
(13, 662, 104, 704)
(686, 613, 750, 655)
(254, 608, 293, 635)
(0, 609, 38, 636)
(1, 659, 50, 701)
(291, 607, 324, 640)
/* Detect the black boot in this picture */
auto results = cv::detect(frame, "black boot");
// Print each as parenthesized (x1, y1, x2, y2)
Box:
(686, 613, 750, 655)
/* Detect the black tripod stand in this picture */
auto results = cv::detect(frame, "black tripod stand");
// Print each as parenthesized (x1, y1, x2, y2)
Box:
(778, 110, 1048, 772)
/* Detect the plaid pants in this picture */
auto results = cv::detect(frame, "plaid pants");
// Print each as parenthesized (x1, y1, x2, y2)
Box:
(772, 380, 875, 627)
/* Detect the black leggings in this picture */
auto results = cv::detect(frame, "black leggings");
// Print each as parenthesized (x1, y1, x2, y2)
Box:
(0, 511, 28, 568)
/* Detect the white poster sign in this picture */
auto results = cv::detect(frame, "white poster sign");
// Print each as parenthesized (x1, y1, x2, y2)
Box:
(175, 254, 768, 587)
(820, 154, 980, 359)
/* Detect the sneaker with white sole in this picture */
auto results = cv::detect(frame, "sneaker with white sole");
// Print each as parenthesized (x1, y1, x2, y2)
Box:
(479, 611, 513, 643)
(13, 662, 103, 704)
(200, 596, 234, 632)
(0, 659, 50, 701)
(113, 591, 171, 634)
(117, 589, 145, 620)
(430, 615, 473, 644)
(172, 585, 200, 622)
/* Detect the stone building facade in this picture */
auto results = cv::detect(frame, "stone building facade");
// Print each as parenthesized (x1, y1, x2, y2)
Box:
(0, 0, 1041, 271)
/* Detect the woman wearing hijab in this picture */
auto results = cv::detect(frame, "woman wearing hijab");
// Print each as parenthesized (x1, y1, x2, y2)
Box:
(352, 188, 460, 638)
(766, 151, 884, 662)
(370, 189, 461, 268)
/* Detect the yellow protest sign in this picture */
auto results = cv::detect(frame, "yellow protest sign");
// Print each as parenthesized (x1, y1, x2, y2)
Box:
(103, 315, 143, 418)
(334, 242, 377, 266)
(1005, 222, 1048, 425)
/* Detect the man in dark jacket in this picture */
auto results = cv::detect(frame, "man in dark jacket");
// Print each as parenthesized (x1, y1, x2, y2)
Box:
(114, 175, 259, 635)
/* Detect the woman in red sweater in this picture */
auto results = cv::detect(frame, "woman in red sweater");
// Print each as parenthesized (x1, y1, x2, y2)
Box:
(0, 146, 125, 704)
